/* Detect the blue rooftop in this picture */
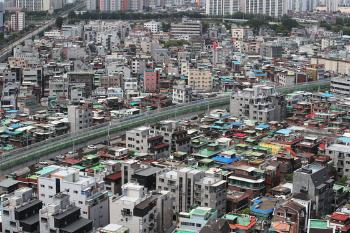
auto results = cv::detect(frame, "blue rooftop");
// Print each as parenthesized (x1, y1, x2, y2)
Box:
(338, 137, 350, 144)
(212, 156, 239, 164)
(256, 123, 269, 129)
(6, 110, 18, 113)
(321, 93, 334, 98)
(231, 121, 243, 127)
(276, 129, 292, 135)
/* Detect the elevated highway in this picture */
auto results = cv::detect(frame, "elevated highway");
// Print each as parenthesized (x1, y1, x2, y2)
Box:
(0, 79, 331, 173)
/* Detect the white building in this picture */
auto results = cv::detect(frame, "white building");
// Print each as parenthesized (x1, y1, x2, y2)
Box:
(277, 69, 296, 87)
(144, 20, 162, 33)
(326, 0, 338, 12)
(205, 0, 240, 15)
(98, 224, 129, 233)
(67, 104, 93, 133)
(230, 85, 286, 122)
(109, 183, 157, 233)
(156, 168, 227, 216)
(37, 166, 109, 229)
(172, 84, 193, 104)
(231, 26, 253, 41)
(326, 141, 350, 178)
(10, 11, 25, 31)
(126, 126, 170, 159)
(39, 193, 93, 233)
(2, 187, 42, 233)
(178, 207, 217, 232)
(0, 2, 4, 31)
(331, 76, 350, 96)
(240, 0, 287, 17)
(171, 18, 202, 40)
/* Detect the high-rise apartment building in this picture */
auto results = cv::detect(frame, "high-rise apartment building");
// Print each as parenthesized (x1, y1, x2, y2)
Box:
(326, 0, 338, 12)
(205, 0, 240, 15)
(0, 1, 4, 32)
(10, 11, 25, 31)
(86, 0, 97, 10)
(13, 0, 62, 11)
(240, 0, 287, 17)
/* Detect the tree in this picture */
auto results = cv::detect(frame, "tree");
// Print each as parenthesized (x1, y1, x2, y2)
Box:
(281, 15, 299, 31)
(336, 176, 348, 186)
(55, 17, 64, 29)
(161, 22, 171, 32)
(68, 10, 76, 19)
(239, 208, 250, 215)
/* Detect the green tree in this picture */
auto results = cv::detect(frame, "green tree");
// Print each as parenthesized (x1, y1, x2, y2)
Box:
(161, 22, 171, 32)
(68, 10, 76, 19)
(336, 176, 348, 186)
(55, 16, 64, 29)
(280, 15, 299, 31)
(240, 208, 250, 215)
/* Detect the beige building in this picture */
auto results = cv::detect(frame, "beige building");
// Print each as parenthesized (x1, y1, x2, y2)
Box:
(231, 26, 253, 41)
(311, 57, 350, 75)
(188, 68, 212, 91)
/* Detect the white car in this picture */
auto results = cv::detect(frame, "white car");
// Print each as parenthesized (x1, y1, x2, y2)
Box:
(88, 145, 97, 150)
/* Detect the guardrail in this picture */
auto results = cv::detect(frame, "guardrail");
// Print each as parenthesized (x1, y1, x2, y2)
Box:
(0, 80, 330, 171)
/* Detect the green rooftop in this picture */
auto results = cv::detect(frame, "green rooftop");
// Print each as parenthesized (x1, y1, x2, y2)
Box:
(190, 207, 215, 216)
(223, 214, 251, 226)
(36, 166, 58, 176)
(173, 229, 196, 233)
(72, 165, 86, 170)
(199, 158, 213, 164)
(309, 219, 329, 229)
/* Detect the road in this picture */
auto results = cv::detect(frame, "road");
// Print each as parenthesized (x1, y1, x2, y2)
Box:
(0, 2, 85, 62)
(0, 79, 331, 174)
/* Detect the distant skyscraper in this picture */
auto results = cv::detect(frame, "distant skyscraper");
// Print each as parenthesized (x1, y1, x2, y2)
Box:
(240, 0, 287, 17)
(205, 0, 223, 15)
(0, 1, 4, 32)
(326, 0, 338, 12)
(10, 11, 25, 31)
(86, 0, 97, 10)
(287, 0, 318, 12)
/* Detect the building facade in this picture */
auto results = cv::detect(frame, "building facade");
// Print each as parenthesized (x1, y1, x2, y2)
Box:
(230, 85, 286, 122)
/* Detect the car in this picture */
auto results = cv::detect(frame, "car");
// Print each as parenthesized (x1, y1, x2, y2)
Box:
(87, 145, 97, 150)
(39, 161, 48, 165)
